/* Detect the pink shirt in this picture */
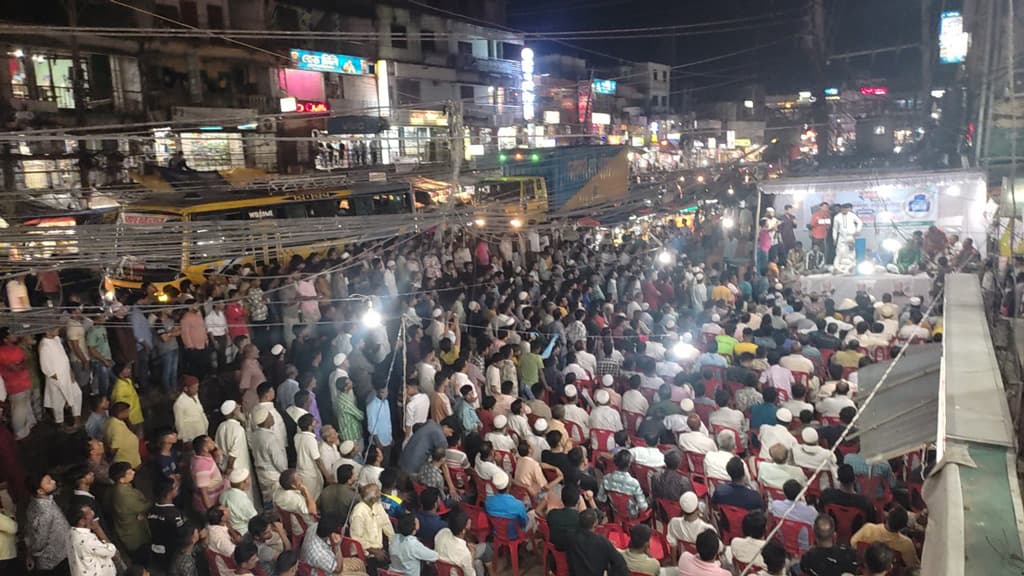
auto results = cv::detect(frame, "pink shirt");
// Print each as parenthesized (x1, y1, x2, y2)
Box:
(191, 454, 226, 512)
(759, 365, 795, 398)
(224, 302, 249, 338)
(678, 552, 731, 576)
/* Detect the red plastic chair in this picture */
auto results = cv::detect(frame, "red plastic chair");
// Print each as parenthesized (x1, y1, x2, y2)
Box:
(759, 482, 786, 504)
(683, 451, 707, 484)
(792, 370, 812, 388)
(774, 517, 814, 556)
(800, 467, 835, 501)
(563, 420, 586, 445)
(340, 537, 366, 560)
(857, 474, 894, 517)
(205, 548, 236, 576)
(623, 411, 644, 434)
(607, 490, 653, 530)
(819, 415, 841, 427)
(725, 379, 746, 395)
(714, 504, 749, 545)
(694, 403, 716, 428)
(460, 502, 491, 543)
(820, 348, 836, 369)
(710, 424, 742, 454)
(594, 522, 629, 547)
(489, 515, 529, 576)
(836, 441, 860, 457)
(630, 463, 661, 497)
(493, 450, 517, 476)
(871, 346, 891, 362)
(675, 541, 698, 562)
(435, 560, 466, 576)
(656, 497, 682, 535)
(275, 506, 310, 549)
(649, 530, 671, 562)
(823, 503, 866, 545)
(841, 366, 857, 380)
(591, 428, 617, 454)
(701, 365, 727, 386)
(469, 469, 498, 506)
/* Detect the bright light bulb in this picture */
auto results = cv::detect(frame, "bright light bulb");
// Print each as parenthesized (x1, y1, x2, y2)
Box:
(510, 218, 523, 228)
(697, 175, 705, 183)
(658, 250, 672, 265)
(157, 293, 169, 303)
(946, 185, 960, 197)
(671, 342, 699, 361)
(474, 218, 486, 227)
(103, 290, 115, 302)
(727, 187, 735, 195)
(722, 217, 735, 229)
(856, 261, 875, 275)
(362, 307, 382, 328)
(882, 238, 902, 253)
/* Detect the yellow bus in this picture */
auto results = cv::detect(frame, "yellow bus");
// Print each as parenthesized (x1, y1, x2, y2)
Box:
(467, 176, 548, 228)
(110, 181, 416, 293)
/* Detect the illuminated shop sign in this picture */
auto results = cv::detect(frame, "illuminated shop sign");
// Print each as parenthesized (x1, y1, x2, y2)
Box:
(592, 79, 617, 95)
(860, 87, 888, 96)
(290, 49, 365, 74)
(280, 97, 330, 114)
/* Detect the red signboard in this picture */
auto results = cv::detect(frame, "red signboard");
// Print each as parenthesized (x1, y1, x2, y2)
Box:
(295, 100, 329, 113)
(860, 87, 888, 96)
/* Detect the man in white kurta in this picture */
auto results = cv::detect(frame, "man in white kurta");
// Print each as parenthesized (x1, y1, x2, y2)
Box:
(294, 424, 324, 503)
(588, 390, 623, 433)
(172, 376, 208, 443)
(250, 405, 287, 505)
(248, 388, 287, 448)
(832, 204, 863, 271)
(215, 401, 255, 504)
(39, 330, 82, 425)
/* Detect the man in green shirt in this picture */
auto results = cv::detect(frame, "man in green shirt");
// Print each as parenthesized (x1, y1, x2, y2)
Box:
(110, 461, 151, 553)
(517, 341, 546, 392)
(318, 464, 358, 525)
(86, 314, 114, 395)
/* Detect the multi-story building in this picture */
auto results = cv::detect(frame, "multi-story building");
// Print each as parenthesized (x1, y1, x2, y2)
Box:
(0, 0, 523, 197)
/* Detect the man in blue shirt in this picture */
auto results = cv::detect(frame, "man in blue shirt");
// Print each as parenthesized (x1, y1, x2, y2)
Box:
(398, 417, 458, 475)
(366, 386, 394, 465)
(484, 470, 528, 540)
(129, 300, 154, 388)
(749, 387, 780, 430)
(711, 457, 765, 511)
(389, 512, 439, 576)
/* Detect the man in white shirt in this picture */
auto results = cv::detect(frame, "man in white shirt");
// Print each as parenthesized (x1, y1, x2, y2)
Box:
(701, 314, 724, 336)
(172, 375, 208, 443)
(759, 408, 799, 455)
(403, 382, 430, 438)
(574, 341, 597, 378)
(214, 401, 254, 503)
(705, 430, 751, 484)
(622, 376, 650, 415)
(781, 384, 815, 420)
(755, 444, 806, 490)
(791, 428, 836, 474)
(779, 343, 815, 375)
(68, 503, 117, 576)
(677, 414, 716, 454)
(435, 510, 491, 576)
(560, 385, 590, 437)
(759, 360, 795, 399)
(816, 381, 855, 418)
(484, 415, 517, 453)
(588, 390, 623, 433)
(666, 492, 716, 549)
(707, 390, 748, 447)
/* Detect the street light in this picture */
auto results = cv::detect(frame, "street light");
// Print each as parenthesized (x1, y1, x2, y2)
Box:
(658, 250, 672, 265)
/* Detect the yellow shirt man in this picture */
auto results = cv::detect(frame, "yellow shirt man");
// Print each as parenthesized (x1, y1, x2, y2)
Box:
(850, 522, 919, 569)
(105, 417, 141, 469)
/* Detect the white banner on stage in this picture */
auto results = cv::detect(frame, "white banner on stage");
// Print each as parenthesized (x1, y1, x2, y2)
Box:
(798, 272, 933, 302)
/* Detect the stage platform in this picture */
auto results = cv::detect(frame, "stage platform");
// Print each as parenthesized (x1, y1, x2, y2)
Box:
(798, 272, 933, 302)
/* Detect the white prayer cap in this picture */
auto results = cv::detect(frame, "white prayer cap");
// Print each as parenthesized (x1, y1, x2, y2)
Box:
(220, 400, 237, 416)
(601, 374, 614, 387)
(251, 405, 271, 425)
(493, 415, 508, 429)
(802, 427, 819, 445)
(271, 344, 285, 356)
(492, 470, 510, 490)
(229, 468, 250, 484)
(339, 440, 356, 455)
(711, 313, 721, 322)
(334, 353, 348, 367)
(680, 492, 699, 514)
(776, 408, 793, 423)
(595, 390, 610, 405)
(909, 296, 922, 306)
(534, 419, 549, 433)
(564, 384, 578, 398)
(679, 398, 695, 412)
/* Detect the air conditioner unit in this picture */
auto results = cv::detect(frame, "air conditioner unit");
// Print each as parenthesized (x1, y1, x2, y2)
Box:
(259, 117, 277, 133)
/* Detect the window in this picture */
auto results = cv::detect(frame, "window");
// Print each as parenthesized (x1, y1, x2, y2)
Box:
(181, 1, 199, 27)
(422, 29, 436, 53)
(501, 43, 521, 60)
(396, 79, 421, 105)
(460, 85, 475, 101)
(653, 71, 658, 82)
(661, 95, 667, 106)
(662, 71, 668, 81)
(458, 41, 473, 56)
(651, 95, 658, 107)
(207, 4, 225, 28)
(392, 24, 408, 49)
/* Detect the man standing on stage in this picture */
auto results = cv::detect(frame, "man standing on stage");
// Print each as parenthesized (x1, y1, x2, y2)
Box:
(810, 202, 832, 253)
(832, 203, 863, 273)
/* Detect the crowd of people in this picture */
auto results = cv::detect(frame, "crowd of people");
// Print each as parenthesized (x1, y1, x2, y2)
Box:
(0, 222, 945, 576)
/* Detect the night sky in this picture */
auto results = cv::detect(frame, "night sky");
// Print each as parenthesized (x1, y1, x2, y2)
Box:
(508, 0, 925, 97)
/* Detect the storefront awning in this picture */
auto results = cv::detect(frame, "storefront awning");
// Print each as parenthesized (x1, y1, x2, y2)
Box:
(850, 343, 941, 463)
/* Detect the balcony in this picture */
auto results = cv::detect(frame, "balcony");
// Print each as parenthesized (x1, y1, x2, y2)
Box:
(472, 58, 520, 77)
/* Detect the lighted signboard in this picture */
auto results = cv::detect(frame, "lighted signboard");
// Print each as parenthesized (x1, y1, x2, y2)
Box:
(824, 87, 839, 96)
(543, 110, 561, 124)
(939, 11, 968, 64)
(591, 112, 611, 125)
(521, 47, 535, 121)
(290, 49, 365, 75)
(860, 87, 888, 96)
(592, 79, 617, 95)
(280, 97, 330, 114)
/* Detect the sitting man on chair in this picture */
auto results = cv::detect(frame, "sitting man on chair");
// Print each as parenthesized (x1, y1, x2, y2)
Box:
(597, 450, 650, 519)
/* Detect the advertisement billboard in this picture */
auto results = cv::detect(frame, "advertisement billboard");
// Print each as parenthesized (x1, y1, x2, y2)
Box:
(290, 49, 366, 74)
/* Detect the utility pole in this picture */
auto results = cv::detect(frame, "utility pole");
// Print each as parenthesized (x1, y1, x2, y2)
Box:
(66, 0, 91, 192)
(447, 99, 463, 201)
(809, 0, 830, 161)
(1008, 0, 1018, 256)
